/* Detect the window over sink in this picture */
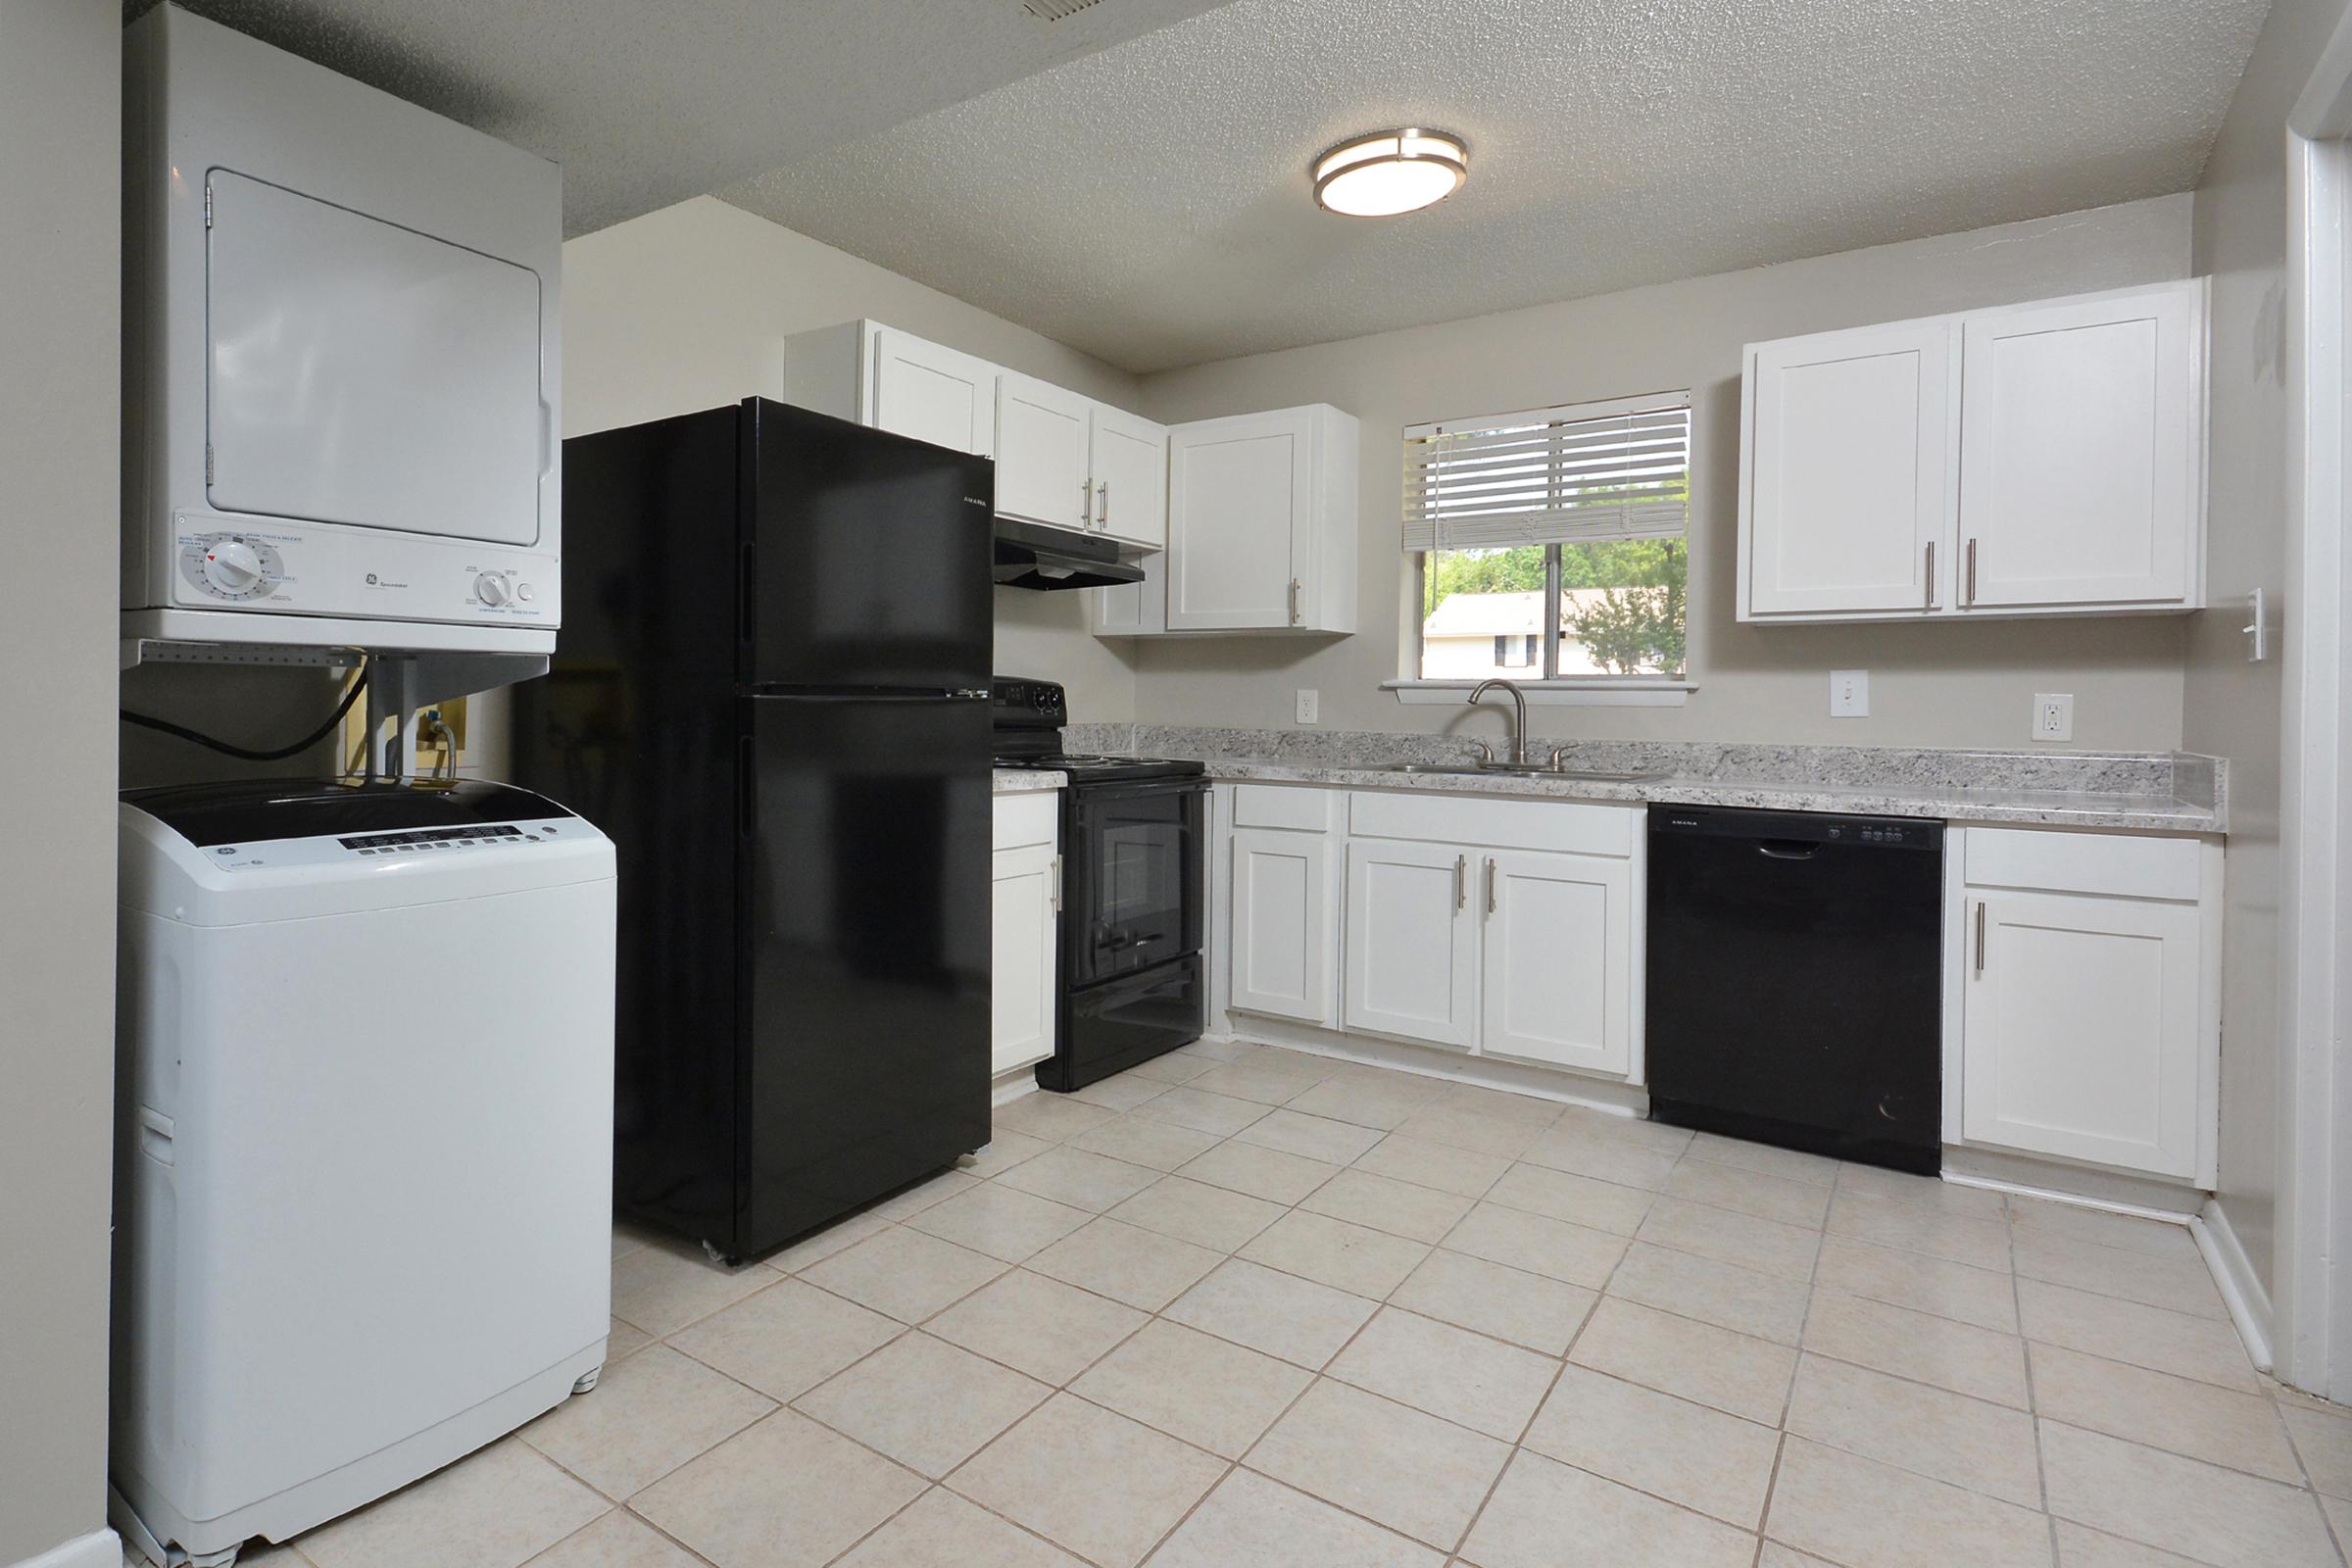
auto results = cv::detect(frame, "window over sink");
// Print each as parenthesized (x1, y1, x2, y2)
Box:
(1404, 391, 1691, 687)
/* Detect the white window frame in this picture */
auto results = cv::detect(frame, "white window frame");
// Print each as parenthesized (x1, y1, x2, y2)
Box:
(1396, 390, 1696, 707)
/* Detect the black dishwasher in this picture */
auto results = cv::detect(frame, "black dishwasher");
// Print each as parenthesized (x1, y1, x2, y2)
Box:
(1645, 805, 1943, 1174)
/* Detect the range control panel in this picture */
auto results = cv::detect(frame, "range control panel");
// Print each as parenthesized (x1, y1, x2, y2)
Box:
(199, 818, 581, 873)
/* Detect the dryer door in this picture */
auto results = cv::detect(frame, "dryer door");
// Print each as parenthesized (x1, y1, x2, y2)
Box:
(205, 169, 547, 545)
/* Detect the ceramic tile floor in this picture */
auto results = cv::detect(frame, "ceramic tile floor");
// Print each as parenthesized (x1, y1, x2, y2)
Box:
(162, 1040, 2352, 1568)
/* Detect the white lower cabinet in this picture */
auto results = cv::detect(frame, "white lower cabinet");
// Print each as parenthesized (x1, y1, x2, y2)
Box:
(1952, 827, 2219, 1184)
(991, 793, 1060, 1078)
(1481, 849, 1635, 1076)
(1219, 785, 1642, 1083)
(1343, 839, 1479, 1050)
(1229, 826, 1338, 1026)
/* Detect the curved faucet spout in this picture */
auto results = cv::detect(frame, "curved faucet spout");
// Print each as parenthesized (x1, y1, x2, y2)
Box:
(1468, 678, 1531, 766)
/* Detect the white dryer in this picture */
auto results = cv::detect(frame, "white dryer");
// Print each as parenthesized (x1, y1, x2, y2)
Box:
(111, 779, 615, 1567)
(122, 5, 563, 654)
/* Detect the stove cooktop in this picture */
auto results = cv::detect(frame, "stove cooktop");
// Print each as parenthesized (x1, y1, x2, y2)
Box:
(993, 752, 1206, 785)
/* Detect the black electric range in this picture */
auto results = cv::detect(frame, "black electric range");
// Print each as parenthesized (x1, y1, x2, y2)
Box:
(992, 677, 1206, 1090)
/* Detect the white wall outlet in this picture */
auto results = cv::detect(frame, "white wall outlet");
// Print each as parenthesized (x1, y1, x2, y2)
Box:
(1830, 669, 1869, 717)
(2032, 692, 2075, 743)
(1296, 688, 1320, 725)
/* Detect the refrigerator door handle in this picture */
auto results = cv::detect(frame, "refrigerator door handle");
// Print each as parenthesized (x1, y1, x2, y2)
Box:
(737, 736, 756, 837)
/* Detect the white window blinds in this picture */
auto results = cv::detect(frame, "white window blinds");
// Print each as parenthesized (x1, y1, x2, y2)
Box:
(1402, 391, 1691, 553)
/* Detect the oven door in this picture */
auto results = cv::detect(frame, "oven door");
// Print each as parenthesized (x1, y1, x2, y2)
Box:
(1065, 779, 1205, 986)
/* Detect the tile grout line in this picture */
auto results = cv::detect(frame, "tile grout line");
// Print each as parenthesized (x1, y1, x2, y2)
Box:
(2004, 1188, 2066, 1568)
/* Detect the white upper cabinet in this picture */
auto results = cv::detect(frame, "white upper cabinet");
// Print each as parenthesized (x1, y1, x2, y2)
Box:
(995, 371, 1093, 530)
(1743, 320, 1957, 616)
(868, 328, 999, 457)
(782, 320, 1168, 550)
(1958, 286, 2201, 611)
(1163, 404, 1358, 634)
(1089, 405, 1169, 551)
(1739, 280, 2206, 623)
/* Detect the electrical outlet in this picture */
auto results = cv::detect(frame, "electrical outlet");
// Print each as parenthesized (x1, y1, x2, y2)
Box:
(1830, 669, 1869, 718)
(1296, 688, 1320, 725)
(2032, 692, 2074, 743)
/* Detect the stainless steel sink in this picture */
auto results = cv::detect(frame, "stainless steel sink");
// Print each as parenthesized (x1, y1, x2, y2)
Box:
(1382, 761, 1662, 783)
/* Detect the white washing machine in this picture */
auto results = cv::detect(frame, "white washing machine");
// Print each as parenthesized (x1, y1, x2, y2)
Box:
(111, 779, 615, 1567)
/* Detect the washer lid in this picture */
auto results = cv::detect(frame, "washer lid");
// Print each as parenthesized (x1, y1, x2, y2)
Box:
(120, 776, 575, 848)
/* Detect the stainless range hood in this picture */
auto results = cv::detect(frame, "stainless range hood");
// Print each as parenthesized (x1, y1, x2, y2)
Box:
(993, 516, 1145, 591)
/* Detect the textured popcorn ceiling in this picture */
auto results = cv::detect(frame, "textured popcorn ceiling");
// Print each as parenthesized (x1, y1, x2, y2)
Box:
(142, 0, 1240, 235)
(720, 0, 2271, 372)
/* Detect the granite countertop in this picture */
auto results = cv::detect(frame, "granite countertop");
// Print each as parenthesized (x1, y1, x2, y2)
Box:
(1057, 724, 2227, 836)
(992, 768, 1067, 794)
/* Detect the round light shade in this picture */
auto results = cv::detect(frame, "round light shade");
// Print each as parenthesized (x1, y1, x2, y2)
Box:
(1312, 128, 1468, 217)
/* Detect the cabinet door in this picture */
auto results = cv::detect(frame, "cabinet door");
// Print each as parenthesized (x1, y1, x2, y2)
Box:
(995, 371, 1093, 530)
(869, 329, 997, 457)
(1090, 405, 1169, 550)
(1958, 286, 2200, 610)
(1165, 410, 1314, 630)
(1229, 828, 1336, 1026)
(990, 841, 1058, 1076)
(1480, 850, 1633, 1076)
(1960, 889, 2202, 1177)
(1744, 320, 1957, 617)
(1342, 839, 1476, 1049)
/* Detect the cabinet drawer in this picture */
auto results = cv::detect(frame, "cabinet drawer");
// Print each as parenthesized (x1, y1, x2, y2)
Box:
(993, 791, 1059, 852)
(1232, 784, 1338, 833)
(1964, 827, 2199, 902)
(1348, 790, 1637, 857)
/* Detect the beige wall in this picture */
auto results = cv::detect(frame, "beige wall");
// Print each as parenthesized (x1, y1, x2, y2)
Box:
(2184, 0, 2352, 1303)
(1, 1, 120, 1563)
(1131, 196, 2197, 752)
(557, 195, 1145, 721)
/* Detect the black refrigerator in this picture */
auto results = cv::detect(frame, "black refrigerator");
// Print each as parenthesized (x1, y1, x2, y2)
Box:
(512, 398, 995, 1263)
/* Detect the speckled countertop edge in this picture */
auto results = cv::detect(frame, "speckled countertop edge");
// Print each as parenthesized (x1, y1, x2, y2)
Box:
(992, 768, 1066, 794)
(1194, 758, 2222, 835)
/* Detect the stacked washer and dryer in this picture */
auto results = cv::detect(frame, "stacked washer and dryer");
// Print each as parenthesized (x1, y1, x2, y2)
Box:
(111, 11, 612, 1567)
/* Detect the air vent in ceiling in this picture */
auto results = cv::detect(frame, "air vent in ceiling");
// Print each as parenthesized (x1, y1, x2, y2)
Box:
(1023, 0, 1103, 19)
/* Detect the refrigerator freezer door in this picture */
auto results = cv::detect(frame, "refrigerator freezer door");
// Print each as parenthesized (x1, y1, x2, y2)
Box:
(739, 692, 992, 1254)
(744, 401, 995, 692)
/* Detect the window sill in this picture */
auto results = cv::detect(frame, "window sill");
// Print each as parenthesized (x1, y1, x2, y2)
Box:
(1383, 678, 1696, 709)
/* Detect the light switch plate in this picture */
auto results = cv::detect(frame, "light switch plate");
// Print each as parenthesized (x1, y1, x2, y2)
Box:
(2032, 692, 2074, 743)
(1830, 670, 1868, 718)
(1296, 688, 1319, 725)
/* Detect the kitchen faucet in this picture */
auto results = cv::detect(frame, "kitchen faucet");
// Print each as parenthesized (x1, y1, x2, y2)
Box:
(1468, 678, 1531, 766)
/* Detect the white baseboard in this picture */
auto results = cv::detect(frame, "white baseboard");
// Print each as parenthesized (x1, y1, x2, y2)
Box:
(2192, 1198, 2276, 1374)
(8, 1528, 122, 1568)
(1211, 1014, 1648, 1119)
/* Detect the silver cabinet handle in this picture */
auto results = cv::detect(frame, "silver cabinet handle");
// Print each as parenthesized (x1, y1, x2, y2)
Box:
(1454, 854, 1467, 910)
(1288, 577, 1302, 625)
(1051, 855, 1063, 912)
(1098, 480, 1108, 528)
(1924, 541, 1936, 611)
(1966, 538, 1978, 606)
(1974, 900, 1985, 975)
(1080, 480, 1095, 528)
(1486, 858, 1498, 915)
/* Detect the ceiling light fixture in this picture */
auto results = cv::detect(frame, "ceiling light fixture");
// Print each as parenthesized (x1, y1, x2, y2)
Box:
(1311, 127, 1469, 217)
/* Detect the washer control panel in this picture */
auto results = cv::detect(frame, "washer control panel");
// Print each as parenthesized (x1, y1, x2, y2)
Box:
(198, 818, 581, 873)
